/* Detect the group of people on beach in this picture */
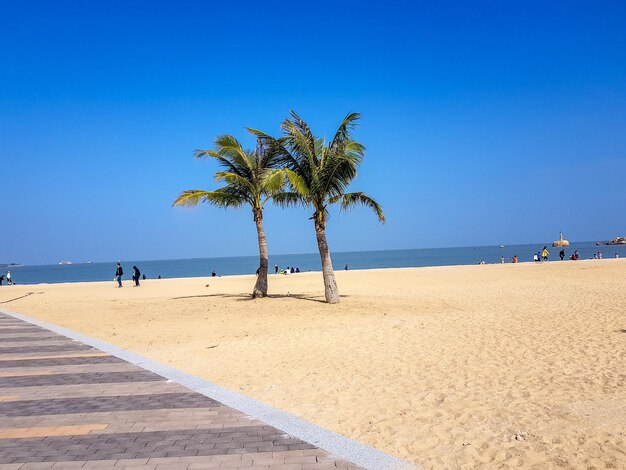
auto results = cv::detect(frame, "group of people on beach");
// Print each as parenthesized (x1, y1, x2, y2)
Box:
(0, 271, 12, 286)
(273, 265, 300, 275)
(533, 246, 552, 262)
(490, 247, 587, 264)
(115, 263, 145, 287)
(532, 247, 581, 262)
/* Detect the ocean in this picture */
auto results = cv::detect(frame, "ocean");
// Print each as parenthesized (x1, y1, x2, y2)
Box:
(2, 241, 624, 286)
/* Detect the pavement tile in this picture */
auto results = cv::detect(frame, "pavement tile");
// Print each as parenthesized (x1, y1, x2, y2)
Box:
(0, 314, 363, 470)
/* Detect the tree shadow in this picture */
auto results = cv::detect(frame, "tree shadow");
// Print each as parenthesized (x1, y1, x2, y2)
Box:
(170, 293, 348, 304)
(0, 292, 43, 304)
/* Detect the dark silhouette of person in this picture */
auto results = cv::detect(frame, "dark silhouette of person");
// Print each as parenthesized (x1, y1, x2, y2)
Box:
(344, 264, 349, 270)
(132, 266, 141, 286)
(142, 274, 147, 280)
(115, 263, 123, 287)
(212, 270, 217, 277)
(275, 265, 279, 274)
(0, 275, 4, 285)
(559, 249, 565, 260)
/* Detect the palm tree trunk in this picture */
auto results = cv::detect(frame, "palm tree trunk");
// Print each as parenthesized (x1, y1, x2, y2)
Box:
(252, 208, 268, 298)
(314, 218, 340, 304)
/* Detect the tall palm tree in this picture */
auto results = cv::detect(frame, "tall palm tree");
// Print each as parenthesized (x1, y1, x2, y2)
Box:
(251, 111, 385, 304)
(172, 134, 284, 298)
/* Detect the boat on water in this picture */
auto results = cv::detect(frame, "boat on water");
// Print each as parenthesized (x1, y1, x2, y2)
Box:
(596, 236, 626, 246)
(59, 260, 73, 265)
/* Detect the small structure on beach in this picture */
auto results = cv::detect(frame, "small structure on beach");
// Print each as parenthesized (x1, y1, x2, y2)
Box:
(553, 231, 570, 247)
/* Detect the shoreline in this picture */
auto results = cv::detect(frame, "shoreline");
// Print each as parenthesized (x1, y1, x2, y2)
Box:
(3, 256, 623, 287)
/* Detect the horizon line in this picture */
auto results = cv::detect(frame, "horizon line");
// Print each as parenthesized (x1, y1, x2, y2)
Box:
(4, 240, 609, 267)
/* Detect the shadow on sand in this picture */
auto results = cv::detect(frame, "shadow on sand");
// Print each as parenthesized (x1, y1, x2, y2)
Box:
(0, 292, 43, 304)
(169, 293, 348, 304)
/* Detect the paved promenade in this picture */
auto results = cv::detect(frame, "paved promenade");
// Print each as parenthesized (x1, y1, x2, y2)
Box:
(0, 312, 364, 470)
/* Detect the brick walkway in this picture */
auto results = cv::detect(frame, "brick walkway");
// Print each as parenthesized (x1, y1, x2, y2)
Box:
(0, 313, 363, 470)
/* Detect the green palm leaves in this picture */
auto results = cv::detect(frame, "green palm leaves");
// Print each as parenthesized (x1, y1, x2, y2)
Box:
(174, 112, 385, 304)
(172, 133, 283, 298)
(257, 111, 385, 303)
(280, 111, 384, 225)
(173, 135, 284, 211)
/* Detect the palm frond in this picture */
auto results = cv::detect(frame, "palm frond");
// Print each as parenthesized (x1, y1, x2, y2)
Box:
(284, 169, 311, 199)
(194, 149, 246, 177)
(214, 171, 257, 193)
(287, 110, 316, 157)
(247, 129, 296, 171)
(333, 192, 385, 223)
(330, 112, 361, 151)
(272, 191, 305, 208)
(317, 146, 363, 199)
(281, 115, 319, 182)
(262, 169, 286, 195)
(172, 189, 245, 209)
(213, 134, 254, 173)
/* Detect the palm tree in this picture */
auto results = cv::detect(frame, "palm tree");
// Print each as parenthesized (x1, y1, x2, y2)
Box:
(172, 134, 284, 298)
(251, 111, 385, 304)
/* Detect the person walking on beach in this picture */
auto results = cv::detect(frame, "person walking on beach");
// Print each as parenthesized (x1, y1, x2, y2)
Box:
(542, 246, 549, 261)
(512, 255, 518, 263)
(132, 266, 141, 287)
(274, 264, 279, 274)
(6, 271, 12, 285)
(559, 249, 565, 260)
(115, 263, 123, 287)
(0, 275, 4, 285)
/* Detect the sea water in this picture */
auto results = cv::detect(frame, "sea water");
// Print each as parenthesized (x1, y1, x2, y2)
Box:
(2, 241, 624, 285)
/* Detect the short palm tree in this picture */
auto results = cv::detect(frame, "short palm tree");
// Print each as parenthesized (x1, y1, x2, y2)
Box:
(172, 134, 284, 298)
(251, 111, 385, 304)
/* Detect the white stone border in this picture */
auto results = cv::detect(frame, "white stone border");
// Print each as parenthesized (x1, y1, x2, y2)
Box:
(0, 307, 418, 470)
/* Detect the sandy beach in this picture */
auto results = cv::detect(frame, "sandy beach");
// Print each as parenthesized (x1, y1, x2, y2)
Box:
(1, 260, 625, 469)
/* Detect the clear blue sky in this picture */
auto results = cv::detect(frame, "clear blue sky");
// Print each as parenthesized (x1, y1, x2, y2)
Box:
(1, 1, 625, 265)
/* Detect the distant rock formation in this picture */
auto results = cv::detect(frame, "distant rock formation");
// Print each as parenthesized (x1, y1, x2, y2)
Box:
(596, 236, 626, 246)
(553, 231, 570, 247)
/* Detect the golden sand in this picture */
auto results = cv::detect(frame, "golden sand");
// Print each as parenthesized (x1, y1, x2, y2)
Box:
(2, 260, 625, 469)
